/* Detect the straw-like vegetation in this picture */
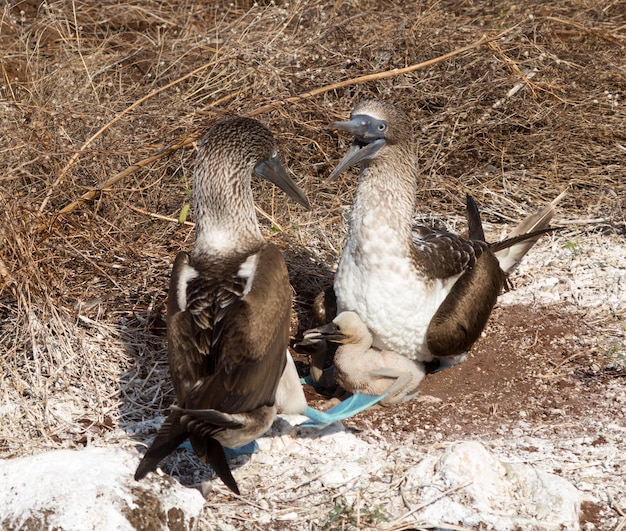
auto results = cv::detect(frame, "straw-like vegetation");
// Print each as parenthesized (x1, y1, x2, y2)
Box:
(1, 0, 624, 468)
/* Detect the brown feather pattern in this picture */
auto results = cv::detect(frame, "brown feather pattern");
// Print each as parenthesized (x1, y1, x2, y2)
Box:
(134, 117, 309, 494)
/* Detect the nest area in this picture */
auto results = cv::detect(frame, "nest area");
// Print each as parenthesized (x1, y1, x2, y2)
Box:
(0, 0, 624, 457)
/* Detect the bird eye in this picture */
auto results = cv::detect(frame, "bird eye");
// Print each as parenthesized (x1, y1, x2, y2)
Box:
(271, 148, 278, 159)
(377, 123, 387, 132)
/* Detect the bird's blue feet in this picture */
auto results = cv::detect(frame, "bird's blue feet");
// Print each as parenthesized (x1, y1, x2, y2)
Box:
(224, 440, 259, 458)
(300, 393, 387, 428)
(179, 440, 193, 451)
(178, 440, 259, 457)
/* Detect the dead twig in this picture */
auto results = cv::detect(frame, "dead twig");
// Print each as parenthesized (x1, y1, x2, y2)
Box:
(54, 28, 517, 219)
(545, 16, 626, 43)
(0, 256, 12, 287)
(249, 30, 513, 116)
(127, 202, 285, 232)
(537, 350, 590, 378)
(487, 40, 539, 98)
(126, 205, 195, 227)
(384, 481, 473, 530)
(39, 54, 224, 214)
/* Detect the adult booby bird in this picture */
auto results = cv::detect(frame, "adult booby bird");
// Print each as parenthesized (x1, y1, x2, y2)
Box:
(134, 117, 323, 494)
(303, 100, 563, 425)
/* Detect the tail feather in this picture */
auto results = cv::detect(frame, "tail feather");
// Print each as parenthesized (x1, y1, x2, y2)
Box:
(134, 407, 242, 495)
(494, 190, 566, 273)
(201, 438, 240, 495)
(134, 410, 189, 481)
(465, 194, 486, 242)
(170, 405, 244, 429)
(506, 190, 567, 238)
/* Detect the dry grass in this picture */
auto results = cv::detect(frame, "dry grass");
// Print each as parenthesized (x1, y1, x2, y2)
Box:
(1, 0, 625, 463)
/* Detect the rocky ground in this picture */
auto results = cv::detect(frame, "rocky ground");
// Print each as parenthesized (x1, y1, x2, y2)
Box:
(1, 1, 625, 529)
(2, 231, 624, 531)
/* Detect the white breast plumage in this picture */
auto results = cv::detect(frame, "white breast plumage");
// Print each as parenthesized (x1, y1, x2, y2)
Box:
(336, 247, 460, 361)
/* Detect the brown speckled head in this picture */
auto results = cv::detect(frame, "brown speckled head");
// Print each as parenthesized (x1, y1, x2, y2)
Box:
(192, 117, 308, 256)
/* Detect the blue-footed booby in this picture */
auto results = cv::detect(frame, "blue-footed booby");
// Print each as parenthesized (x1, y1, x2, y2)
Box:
(134, 117, 322, 494)
(302, 100, 563, 425)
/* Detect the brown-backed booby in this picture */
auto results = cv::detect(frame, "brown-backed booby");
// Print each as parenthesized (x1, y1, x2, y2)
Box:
(134, 117, 321, 494)
(302, 100, 563, 424)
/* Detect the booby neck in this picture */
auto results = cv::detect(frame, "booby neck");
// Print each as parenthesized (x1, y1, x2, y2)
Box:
(349, 145, 418, 248)
(192, 152, 263, 258)
(332, 100, 418, 257)
(191, 117, 309, 259)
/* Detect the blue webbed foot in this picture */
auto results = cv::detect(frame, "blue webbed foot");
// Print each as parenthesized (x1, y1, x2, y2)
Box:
(179, 440, 193, 451)
(178, 440, 259, 457)
(300, 367, 335, 388)
(300, 393, 387, 428)
(224, 440, 259, 458)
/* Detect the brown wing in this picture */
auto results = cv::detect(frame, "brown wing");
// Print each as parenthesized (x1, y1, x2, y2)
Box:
(427, 250, 506, 358)
(167, 243, 290, 414)
(418, 198, 503, 357)
(165, 251, 245, 401)
(422, 195, 556, 358)
(411, 226, 490, 279)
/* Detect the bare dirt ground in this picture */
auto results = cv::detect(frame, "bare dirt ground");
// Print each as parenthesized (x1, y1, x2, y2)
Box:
(1, 0, 625, 529)
(339, 302, 625, 529)
(287, 233, 626, 530)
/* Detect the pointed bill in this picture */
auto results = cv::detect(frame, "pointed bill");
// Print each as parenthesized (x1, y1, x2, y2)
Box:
(255, 157, 310, 210)
(298, 321, 347, 345)
(328, 138, 386, 180)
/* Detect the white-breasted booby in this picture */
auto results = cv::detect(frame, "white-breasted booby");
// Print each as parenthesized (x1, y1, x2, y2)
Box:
(134, 117, 322, 494)
(303, 100, 563, 424)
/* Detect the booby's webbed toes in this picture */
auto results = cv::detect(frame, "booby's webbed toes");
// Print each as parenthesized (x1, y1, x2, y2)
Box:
(223, 440, 259, 458)
(300, 366, 336, 389)
(178, 440, 193, 451)
(300, 375, 315, 385)
(178, 439, 259, 457)
(299, 393, 387, 428)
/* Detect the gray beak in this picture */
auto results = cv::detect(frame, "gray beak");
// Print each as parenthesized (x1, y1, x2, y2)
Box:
(328, 139, 386, 181)
(255, 156, 310, 210)
(300, 322, 347, 345)
(328, 117, 387, 180)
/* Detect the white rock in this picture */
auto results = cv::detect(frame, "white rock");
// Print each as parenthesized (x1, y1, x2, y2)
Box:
(404, 441, 582, 530)
(505, 461, 581, 525)
(0, 446, 205, 531)
(437, 441, 510, 508)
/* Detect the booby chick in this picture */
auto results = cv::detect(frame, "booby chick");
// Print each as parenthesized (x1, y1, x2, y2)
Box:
(134, 117, 321, 495)
(304, 100, 563, 425)
(300, 311, 426, 407)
